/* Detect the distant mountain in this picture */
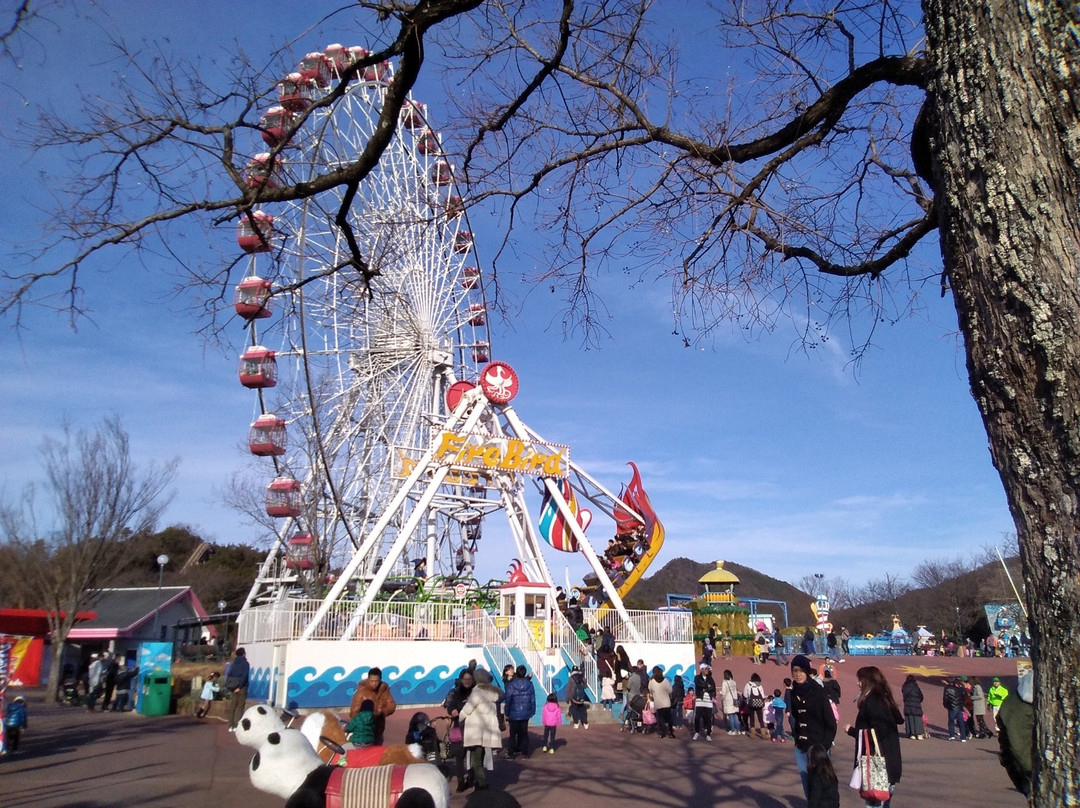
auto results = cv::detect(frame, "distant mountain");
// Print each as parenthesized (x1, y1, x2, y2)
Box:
(632, 554, 1027, 641)
(830, 554, 1025, 640)
(624, 557, 816, 626)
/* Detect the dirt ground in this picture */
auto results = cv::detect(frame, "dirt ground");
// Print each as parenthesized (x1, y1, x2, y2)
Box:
(1, 653, 1029, 808)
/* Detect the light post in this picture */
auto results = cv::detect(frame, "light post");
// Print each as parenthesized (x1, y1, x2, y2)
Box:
(217, 600, 228, 657)
(152, 554, 169, 640)
(955, 606, 962, 645)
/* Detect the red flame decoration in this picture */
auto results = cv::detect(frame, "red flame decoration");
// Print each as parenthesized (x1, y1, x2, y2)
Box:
(506, 558, 530, 584)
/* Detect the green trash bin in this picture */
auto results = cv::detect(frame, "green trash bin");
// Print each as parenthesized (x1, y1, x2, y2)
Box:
(140, 673, 172, 716)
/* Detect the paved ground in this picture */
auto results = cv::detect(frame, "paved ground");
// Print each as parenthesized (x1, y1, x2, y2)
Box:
(1, 654, 1029, 807)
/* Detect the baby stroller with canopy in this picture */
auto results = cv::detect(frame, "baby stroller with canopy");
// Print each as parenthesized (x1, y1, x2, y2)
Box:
(621, 694, 648, 733)
(405, 711, 443, 764)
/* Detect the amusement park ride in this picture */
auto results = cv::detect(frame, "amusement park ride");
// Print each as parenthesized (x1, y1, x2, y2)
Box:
(226, 44, 684, 708)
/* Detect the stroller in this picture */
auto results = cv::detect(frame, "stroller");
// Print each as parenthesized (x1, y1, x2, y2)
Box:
(405, 712, 444, 764)
(60, 677, 81, 707)
(621, 694, 647, 733)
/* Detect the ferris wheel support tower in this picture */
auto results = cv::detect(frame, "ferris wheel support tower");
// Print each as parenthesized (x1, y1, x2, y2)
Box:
(293, 381, 645, 643)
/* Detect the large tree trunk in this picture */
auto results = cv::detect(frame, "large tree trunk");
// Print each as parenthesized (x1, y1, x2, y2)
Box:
(922, 1, 1080, 804)
(46, 636, 64, 704)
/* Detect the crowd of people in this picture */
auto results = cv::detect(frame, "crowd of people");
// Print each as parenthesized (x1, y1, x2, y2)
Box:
(55, 651, 140, 713)
(423, 651, 908, 807)
(289, 647, 1033, 805)
(67, 614, 1023, 807)
(4, 633, 1034, 806)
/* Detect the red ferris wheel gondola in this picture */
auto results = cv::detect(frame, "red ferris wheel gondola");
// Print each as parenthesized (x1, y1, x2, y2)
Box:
(237, 211, 276, 253)
(238, 345, 277, 389)
(244, 153, 283, 190)
(416, 129, 440, 156)
(259, 106, 296, 149)
(278, 73, 316, 113)
(265, 476, 302, 518)
(234, 275, 273, 320)
(431, 160, 454, 187)
(297, 52, 331, 87)
(248, 413, 287, 456)
(285, 533, 316, 570)
(453, 231, 474, 254)
(400, 100, 427, 130)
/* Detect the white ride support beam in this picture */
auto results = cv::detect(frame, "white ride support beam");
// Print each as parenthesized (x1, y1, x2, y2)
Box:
(240, 517, 295, 610)
(298, 388, 488, 639)
(538, 475, 643, 643)
(341, 461, 454, 637)
(501, 481, 556, 587)
(499, 404, 643, 642)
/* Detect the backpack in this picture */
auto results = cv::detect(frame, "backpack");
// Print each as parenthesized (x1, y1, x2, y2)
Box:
(748, 685, 765, 710)
(572, 679, 587, 704)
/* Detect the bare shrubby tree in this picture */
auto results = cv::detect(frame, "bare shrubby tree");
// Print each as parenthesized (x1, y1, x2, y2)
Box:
(794, 573, 851, 610)
(0, 1, 35, 56)
(2, 1, 1078, 800)
(850, 571, 912, 607)
(910, 555, 970, 590)
(448, 1, 929, 347)
(0, 416, 177, 702)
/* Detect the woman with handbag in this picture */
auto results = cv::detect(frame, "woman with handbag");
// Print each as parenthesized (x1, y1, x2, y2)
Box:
(742, 672, 767, 738)
(442, 669, 475, 792)
(845, 666, 904, 807)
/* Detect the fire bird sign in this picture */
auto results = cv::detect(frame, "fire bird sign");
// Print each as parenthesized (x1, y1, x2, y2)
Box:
(433, 431, 569, 477)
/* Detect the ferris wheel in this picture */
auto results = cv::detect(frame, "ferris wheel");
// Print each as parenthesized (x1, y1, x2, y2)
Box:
(234, 46, 495, 607)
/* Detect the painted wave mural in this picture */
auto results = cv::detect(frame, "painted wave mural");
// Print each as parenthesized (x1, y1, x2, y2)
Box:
(251, 660, 697, 709)
(271, 664, 463, 709)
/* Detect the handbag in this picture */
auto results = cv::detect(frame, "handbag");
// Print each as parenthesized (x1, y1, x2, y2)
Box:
(748, 686, 765, 710)
(448, 725, 463, 744)
(853, 728, 891, 802)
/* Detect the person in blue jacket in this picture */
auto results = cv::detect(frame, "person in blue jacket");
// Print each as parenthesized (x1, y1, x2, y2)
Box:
(3, 695, 29, 754)
(503, 665, 536, 759)
(224, 647, 251, 732)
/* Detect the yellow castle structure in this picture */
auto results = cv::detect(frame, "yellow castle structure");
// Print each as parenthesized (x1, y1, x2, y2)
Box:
(692, 561, 754, 660)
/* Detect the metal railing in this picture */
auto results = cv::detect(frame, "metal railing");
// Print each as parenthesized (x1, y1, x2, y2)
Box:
(239, 599, 474, 644)
(552, 614, 597, 701)
(238, 599, 692, 647)
(580, 607, 692, 645)
(464, 612, 554, 696)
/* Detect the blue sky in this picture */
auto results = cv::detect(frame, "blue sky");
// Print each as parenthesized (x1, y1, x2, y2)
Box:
(0, 2, 1015, 593)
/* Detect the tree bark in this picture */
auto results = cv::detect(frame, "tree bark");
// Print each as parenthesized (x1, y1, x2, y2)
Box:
(922, 1, 1080, 803)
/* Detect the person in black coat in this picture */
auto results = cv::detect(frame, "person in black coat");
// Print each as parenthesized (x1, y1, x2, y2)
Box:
(442, 669, 476, 792)
(692, 664, 717, 740)
(845, 665, 904, 808)
(807, 742, 840, 808)
(790, 655, 837, 799)
(671, 674, 685, 728)
(900, 674, 925, 739)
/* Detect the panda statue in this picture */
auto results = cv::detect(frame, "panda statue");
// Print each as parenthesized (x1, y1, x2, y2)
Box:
(237, 705, 449, 808)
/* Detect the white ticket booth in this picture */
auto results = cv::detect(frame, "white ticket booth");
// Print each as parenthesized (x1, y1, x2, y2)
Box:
(499, 581, 552, 651)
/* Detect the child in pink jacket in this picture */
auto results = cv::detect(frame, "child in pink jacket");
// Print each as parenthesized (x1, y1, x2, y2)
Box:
(541, 692, 562, 753)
